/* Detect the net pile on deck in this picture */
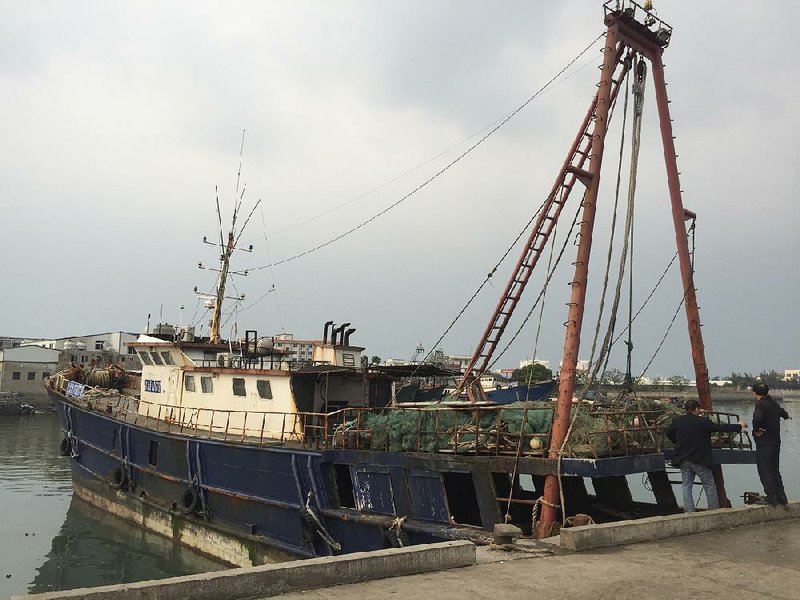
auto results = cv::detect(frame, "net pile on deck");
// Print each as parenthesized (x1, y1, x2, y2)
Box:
(561, 397, 683, 458)
(334, 402, 553, 454)
(334, 397, 685, 457)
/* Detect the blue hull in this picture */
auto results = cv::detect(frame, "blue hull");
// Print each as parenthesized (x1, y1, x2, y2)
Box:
(48, 388, 756, 563)
(485, 381, 556, 404)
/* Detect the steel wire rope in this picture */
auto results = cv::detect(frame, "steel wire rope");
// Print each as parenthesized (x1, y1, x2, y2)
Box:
(594, 76, 642, 382)
(621, 59, 649, 388)
(637, 219, 696, 379)
(226, 207, 284, 320)
(576, 56, 631, 392)
(553, 54, 643, 527)
(611, 250, 678, 346)
(486, 54, 631, 374)
(503, 213, 560, 524)
(528, 216, 559, 381)
(411, 205, 546, 373)
(487, 200, 583, 371)
(247, 32, 606, 273)
(252, 51, 602, 242)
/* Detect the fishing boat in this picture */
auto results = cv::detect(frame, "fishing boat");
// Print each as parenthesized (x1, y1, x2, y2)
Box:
(47, 1, 756, 565)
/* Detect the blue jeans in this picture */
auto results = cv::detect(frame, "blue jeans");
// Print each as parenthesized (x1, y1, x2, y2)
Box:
(680, 460, 719, 512)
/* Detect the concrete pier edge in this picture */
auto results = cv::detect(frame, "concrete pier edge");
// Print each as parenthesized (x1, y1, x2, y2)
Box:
(14, 540, 476, 600)
(560, 500, 800, 551)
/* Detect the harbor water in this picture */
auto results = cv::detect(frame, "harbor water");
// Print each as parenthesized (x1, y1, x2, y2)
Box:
(0, 412, 226, 599)
(1, 400, 799, 598)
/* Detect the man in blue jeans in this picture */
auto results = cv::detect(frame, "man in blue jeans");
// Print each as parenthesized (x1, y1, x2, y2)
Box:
(666, 399, 746, 512)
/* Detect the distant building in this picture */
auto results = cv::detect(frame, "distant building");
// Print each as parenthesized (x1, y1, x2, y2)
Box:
(0, 336, 35, 350)
(384, 351, 469, 373)
(709, 380, 730, 387)
(558, 359, 589, 373)
(520, 359, 551, 370)
(18, 332, 141, 370)
(273, 333, 318, 363)
(0, 346, 61, 395)
(785, 369, 800, 381)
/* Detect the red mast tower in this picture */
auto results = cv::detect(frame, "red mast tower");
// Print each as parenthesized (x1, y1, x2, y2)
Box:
(454, 1, 725, 537)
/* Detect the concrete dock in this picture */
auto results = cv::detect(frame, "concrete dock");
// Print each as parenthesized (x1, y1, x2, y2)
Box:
(17, 503, 800, 600)
(275, 516, 800, 600)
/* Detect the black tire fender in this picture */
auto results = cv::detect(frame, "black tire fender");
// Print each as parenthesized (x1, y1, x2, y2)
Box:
(181, 487, 199, 514)
(58, 437, 71, 457)
(110, 467, 128, 490)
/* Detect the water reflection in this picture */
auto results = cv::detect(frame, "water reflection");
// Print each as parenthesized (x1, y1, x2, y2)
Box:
(0, 413, 225, 599)
(29, 496, 224, 594)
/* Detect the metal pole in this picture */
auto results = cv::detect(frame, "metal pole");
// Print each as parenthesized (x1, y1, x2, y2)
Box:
(536, 25, 622, 538)
(649, 52, 728, 506)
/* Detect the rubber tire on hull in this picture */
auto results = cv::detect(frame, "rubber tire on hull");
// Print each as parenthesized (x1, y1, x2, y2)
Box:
(110, 467, 128, 490)
(58, 437, 71, 457)
(181, 488, 199, 515)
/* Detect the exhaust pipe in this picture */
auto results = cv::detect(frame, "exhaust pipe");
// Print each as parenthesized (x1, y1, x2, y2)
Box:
(344, 328, 356, 345)
(338, 322, 351, 345)
(323, 321, 334, 345)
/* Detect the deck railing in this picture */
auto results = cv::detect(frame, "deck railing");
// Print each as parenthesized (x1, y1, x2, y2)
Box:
(50, 373, 752, 457)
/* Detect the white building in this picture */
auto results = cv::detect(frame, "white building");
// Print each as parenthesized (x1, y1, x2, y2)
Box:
(21, 331, 141, 369)
(558, 359, 589, 373)
(785, 369, 800, 381)
(272, 334, 318, 363)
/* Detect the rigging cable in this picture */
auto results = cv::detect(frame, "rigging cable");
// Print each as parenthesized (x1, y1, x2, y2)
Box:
(249, 32, 607, 272)
(623, 57, 648, 389)
(487, 199, 583, 370)
(591, 57, 646, 382)
(230, 206, 285, 321)
(504, 213, 560, 524)
(258, 50, 602, 241)
(583, 53, 632, 387)
(637, 217, 696, 378)
(486, 54, 631, 373)
(556, 54, 644, 526)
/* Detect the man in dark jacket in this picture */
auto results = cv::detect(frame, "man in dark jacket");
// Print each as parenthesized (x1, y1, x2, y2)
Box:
(666, 399, 746, 512)
(752, 383, 790, 506)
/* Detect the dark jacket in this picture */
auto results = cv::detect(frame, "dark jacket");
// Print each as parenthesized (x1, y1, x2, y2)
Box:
(752, 395, 789, 445)
(666, 412, 742, 467)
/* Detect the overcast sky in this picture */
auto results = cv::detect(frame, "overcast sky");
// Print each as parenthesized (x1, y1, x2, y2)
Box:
(1, 1, 798, 378)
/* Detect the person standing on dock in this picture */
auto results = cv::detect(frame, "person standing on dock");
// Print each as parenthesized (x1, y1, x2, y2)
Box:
(752, 383, 790, 506)
(666, 400, 746, 512)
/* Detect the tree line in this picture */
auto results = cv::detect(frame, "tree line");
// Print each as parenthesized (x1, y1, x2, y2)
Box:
(509, 365, 799, 390)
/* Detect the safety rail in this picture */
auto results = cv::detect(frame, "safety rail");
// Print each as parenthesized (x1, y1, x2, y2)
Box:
(561, 409, 666, 459)
(703, 410, 754, 451)
(50, 373, 329, 449)
(604, 0, 673, 47)
(49, 373, 754, 459)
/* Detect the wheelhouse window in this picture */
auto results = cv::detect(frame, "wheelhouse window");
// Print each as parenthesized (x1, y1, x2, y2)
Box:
(27, 372, 35, 380)
(160, 351, 175, 365)
(12, 372, 20, 380)
(139, 351, 153, 365)
(184, 375, 196, 392)
(95, 341, 104, 350)
(151, 352, 164, 365)
(256, 380, 273, 399)
(232, 377, 246, 397)
(200, 376, 213, 393)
